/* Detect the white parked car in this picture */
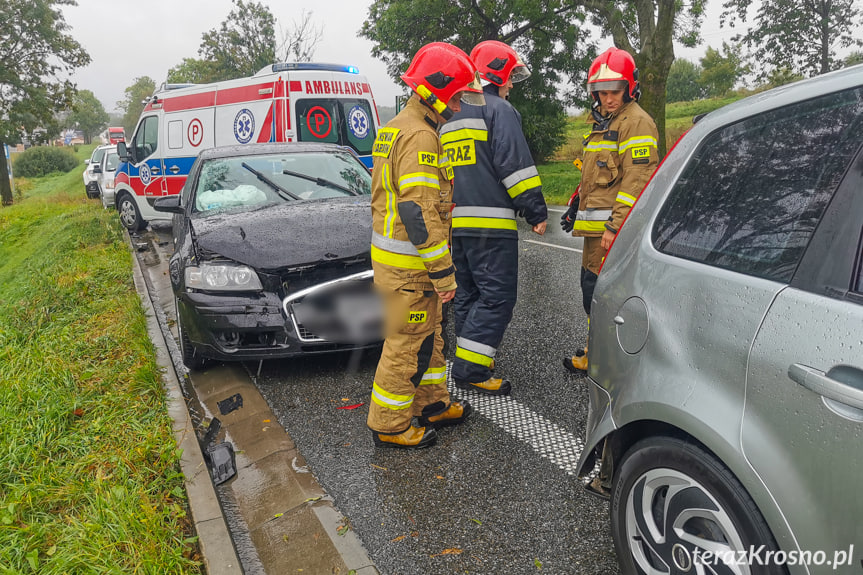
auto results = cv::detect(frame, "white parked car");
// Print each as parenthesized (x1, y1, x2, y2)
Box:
(96, 146, 119, 208)
(83, 144, 112, 199)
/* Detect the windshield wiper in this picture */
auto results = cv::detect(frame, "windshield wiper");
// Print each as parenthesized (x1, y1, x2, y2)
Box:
(282, 169, 361, 196)
(242, 162, 301, 201)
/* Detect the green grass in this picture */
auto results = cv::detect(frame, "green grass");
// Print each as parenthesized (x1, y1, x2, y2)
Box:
(0, 151, 202, 574)
(538, 161, 581, 206)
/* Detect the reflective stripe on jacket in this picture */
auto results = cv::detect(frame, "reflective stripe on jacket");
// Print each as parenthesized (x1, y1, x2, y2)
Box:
(573, 100, 658, 238)
(370, 97, 456, 292)
(441, 85, 547, 238)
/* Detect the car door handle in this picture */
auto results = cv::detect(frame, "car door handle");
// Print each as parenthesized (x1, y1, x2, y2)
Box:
(788, 363, 863, 411)
(613, 315, 625, 325)
(169, 165, 180, 174)
(150, 166, 160, 174)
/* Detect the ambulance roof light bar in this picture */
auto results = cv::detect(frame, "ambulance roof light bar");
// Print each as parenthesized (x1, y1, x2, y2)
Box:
(262, 63, 361, 75)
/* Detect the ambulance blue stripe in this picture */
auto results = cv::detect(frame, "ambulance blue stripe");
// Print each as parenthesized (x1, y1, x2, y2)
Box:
(117, 156, 198, 179)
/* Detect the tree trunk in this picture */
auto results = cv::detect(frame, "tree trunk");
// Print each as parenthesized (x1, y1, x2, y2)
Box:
(638, 63, 669, 158)
(0, 145, 13, 206)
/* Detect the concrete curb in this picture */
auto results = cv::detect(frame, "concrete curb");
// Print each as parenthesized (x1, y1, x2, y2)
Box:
(129, 232, 243, 575)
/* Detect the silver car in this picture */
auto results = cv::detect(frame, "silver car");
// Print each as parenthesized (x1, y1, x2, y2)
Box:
(96, 146, 119, 209)
(576, 64, 863, 574)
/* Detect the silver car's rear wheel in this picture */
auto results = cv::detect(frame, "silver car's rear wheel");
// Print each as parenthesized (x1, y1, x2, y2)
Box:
(612, 437, 787, 575)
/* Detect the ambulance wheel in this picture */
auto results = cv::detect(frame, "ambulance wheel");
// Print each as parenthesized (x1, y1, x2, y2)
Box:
(176, 296, 205, 370)
(117, 193, 146, 232)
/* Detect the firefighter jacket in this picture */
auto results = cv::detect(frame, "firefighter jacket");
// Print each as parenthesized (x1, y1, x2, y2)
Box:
(572, 100, 658, 238)
(370, 97, 456, 293)
(440, 84, 547, 239)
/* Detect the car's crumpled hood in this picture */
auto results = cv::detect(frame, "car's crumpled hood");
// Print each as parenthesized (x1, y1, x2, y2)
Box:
(191, 197, 371, 270)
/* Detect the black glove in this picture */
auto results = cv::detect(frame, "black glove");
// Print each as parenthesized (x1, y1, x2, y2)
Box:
(560, 204, 578, 233)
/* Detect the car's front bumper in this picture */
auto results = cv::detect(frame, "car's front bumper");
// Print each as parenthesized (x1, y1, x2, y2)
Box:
(85, 181, 100, 198)
(178, 271, 381, 362)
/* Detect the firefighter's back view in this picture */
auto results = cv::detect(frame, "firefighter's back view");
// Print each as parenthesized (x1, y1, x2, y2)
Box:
(441, 41, 548, 395)
(367, 43, 486, 449)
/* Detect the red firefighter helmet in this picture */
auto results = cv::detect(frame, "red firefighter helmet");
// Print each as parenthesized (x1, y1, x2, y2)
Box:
(400, 42, 485, 120)
(470, 40, 531, 86)
(586, 47, 640, 102)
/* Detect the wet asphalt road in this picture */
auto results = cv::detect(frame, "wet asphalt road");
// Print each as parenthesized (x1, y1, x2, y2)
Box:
(242, 211, 621, 575)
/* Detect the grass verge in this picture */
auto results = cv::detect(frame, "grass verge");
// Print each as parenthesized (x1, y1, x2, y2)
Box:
(538, 162, 581, 206)
(0, 148, 201, 574)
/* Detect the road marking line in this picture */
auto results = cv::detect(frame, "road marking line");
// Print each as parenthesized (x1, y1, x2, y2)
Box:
(547, 207, 566, 213)
(447, 362, 586, 476)
(522, 239, 583, 253)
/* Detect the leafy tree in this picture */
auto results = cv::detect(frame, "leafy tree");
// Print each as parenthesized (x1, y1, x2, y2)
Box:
(699, 42, 745, 97)
(117, 77, 156, 137)
(166, 58, 221, 85)
(723, 0, 863, 79)
(198, 0, 276, 80)
(0, 0, 89, 205)
(582, 0, 708, 157)
(765, 66, 804, 88)
(666, 58, 704, 102)
(66, 89, 109, 144)
(844, 51, 863, 67)
(360, 0, 595, 162)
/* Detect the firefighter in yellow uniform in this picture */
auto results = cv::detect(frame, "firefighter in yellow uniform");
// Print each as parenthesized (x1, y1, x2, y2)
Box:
(368, 43, 486, 449)
(561, 47, 659, 373)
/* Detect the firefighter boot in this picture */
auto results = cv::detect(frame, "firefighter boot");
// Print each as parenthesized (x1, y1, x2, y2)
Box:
(372, 425, 437, 449)
(563, 345, 588, 374)
(419, 400, 473, 429)
(456, 377, 511, 396)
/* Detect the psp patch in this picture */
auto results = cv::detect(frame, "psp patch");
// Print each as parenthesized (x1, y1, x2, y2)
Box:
(631, 146, 650, 159)
(418, 151, 438, 166)
(234, 108, 255, 144)
(348, 105, 370, 139)
(407, 311, 428, 323)
(372, 127, 400, 158)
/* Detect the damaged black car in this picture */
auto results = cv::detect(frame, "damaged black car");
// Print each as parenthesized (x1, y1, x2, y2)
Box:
(154, 143, 382, 369)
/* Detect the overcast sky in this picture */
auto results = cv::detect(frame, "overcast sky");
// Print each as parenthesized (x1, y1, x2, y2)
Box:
(62, 0, 737, 115)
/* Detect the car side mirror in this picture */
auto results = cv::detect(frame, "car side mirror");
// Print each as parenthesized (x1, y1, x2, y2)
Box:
(92, 165, 102, 174)
(117, 141, 131, 163)
(153, 195, 183, 214)
(84, 159, 91, 166)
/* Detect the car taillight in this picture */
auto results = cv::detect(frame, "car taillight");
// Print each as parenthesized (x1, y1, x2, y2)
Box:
(598, 129, 690, 274)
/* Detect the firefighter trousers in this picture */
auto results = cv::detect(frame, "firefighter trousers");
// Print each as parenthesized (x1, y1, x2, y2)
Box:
(452, 236, 518, 383)
(368, 286, 451, 434)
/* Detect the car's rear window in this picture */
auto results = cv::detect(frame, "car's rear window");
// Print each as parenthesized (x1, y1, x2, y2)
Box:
(193, 151, 371, 213)
(652, 86, 863, 282)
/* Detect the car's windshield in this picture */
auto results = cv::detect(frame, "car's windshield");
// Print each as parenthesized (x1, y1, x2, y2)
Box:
(92, 148, 106, 163)
(193, 151, 371, 214)
(105, 152, 119, 171)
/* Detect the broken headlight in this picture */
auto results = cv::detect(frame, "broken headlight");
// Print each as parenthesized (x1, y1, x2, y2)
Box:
(185, 262, 263, 291)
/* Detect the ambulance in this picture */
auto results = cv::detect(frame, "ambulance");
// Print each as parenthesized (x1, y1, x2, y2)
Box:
(114, 62, 381, 231)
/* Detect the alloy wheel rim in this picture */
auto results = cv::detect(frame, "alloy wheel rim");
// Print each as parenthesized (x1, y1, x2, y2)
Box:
(624, 467, 750, 575)
(119, 200, 136, 227)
